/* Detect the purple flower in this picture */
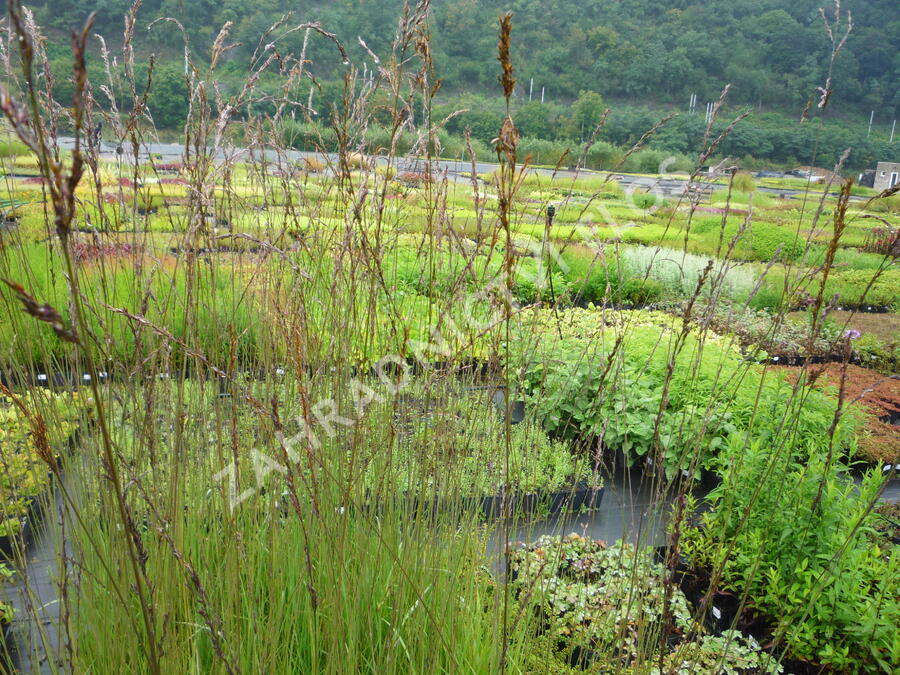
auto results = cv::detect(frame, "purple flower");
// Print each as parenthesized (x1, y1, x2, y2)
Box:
(844, 329, 861, 340)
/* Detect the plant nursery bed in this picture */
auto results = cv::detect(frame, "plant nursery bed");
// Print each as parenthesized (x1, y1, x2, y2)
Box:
(507, 535, 786, 673)
(786, 310, 900, 343)
(775, 363, 900, 464)
(669, 560, 823, 675)
(756, 353, 863, 367)
(478, 483, 604, 518)
(0, 619, 13, 674)
(789, 303, 896, 314)
(0, 498, 37, 560)
(361, 484, 605, 522)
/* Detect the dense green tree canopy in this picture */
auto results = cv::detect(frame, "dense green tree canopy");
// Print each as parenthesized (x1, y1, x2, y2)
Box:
(6, 1, 898, 168)
(15, 1, 900, 114)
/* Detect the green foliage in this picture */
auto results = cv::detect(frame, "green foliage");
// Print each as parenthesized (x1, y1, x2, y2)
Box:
(561, 90, 606, 139)
(0, 391, 89, 538)
(686, 438, 899, 673)
(0, 139, 30, 159)
(867, 194, 900, 214)
(33, 1, 900, 120)
(512, 308, 859, 477)
(0, 242, 272, 368)
(749, 222, 804, 261)
(732, 172, 756, 193)
(367, 387, 593, 500)
(620, 246, 758, 302)
(622, 277, 664, 305)
(512, 258, 570, 305)
(140, 64, 189, 130)
(559, 249, 628, 305)
(854, 332, 900, 373)
(25, 1, 900, 170)
(510, 535, 692, 664)
(655, 632, 783, 675)
(633, 193, 659, 211)
(824, 268, 900, 308)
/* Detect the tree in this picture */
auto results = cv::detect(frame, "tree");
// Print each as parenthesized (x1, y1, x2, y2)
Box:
(143, 65, 189, 130)
(515, 101, 554, 139)
(563, 90, 606, 141)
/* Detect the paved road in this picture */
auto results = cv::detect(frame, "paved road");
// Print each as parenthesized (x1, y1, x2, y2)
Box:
(59, 136, 860, 201)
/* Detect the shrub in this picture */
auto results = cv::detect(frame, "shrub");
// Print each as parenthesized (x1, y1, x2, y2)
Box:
(622, 277, 663, 304)
(302, 156, 325, 173)
(0, 140, 30, 159)
(345, 152, 372, 169)
(732, 171, 755, 193)
(686, 438, 898, 673)
(513, 258, 570, 305)
(866, 194, 900, 215)
(854, 332, 900, 373)
(620, 246, 757, 302)
(632, 193, 659, 210)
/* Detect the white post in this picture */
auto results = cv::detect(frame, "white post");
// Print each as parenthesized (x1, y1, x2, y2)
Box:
(529, 78, 533, 101)
(868, 110, 874, 138)
(541, 86, 545, 104)
(891, 120, 896, 143)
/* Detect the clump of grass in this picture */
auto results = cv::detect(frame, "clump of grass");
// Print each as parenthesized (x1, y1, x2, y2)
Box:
(0, 3, 893, 675)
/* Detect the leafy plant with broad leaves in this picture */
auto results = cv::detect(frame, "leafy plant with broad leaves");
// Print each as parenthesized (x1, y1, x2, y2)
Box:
(684, 436, 899, 673)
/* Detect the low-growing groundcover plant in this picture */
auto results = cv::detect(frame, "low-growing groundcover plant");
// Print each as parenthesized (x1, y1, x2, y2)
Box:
(382, 387, 596, 500)
(509, 535, 691, 666)
(654, 631, 783, 675)
(509, 535, 782, 673)
(684, 436, 899, 673)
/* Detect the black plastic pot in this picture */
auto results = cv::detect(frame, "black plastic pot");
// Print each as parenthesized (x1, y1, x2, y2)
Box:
(355, 484, 605, 524)
(879, 411, 900, 426)
(478, 484, 604, 519)
(0, 618, 14, 673)
(0, 516, 29, 559)
(699, 468, 723, 491)
(489, 388, 526, 425)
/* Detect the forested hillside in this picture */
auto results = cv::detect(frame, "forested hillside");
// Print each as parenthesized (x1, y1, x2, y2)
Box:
(9, 1, 900, 169)
(26, 0, 900, 113)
